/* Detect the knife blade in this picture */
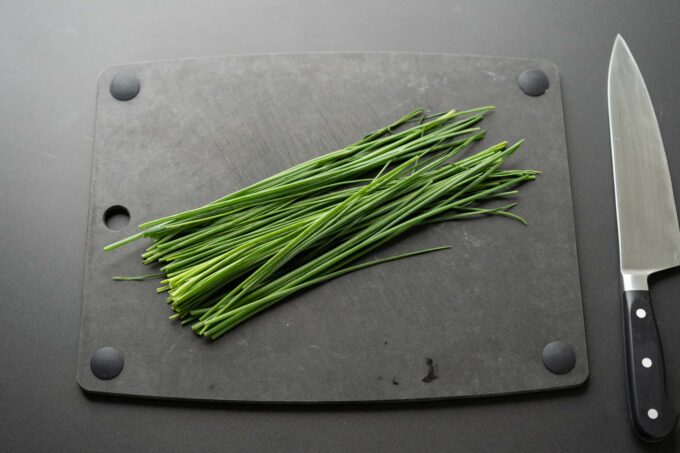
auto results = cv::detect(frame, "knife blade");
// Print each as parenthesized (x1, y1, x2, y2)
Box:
(608, 34, 679, 441)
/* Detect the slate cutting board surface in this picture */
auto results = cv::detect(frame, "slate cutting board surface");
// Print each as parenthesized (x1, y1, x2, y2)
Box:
(77, 53, 587, 402)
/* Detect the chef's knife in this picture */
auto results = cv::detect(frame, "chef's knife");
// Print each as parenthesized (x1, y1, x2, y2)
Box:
(608, 34, 679, 441)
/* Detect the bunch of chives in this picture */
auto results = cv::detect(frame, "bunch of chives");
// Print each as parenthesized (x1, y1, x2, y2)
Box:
(106, 106, 538, 340)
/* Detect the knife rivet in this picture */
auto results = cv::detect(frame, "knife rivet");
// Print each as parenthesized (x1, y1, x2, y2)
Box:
(518, 69, 549, 96)
(635, 308, 647, 319)
(90, 346, 124, 380)
(110, 72, 140, 101)
(648, 408, 659, 420)
(542, 341, 576, 375)
(642, 357, 653, 368)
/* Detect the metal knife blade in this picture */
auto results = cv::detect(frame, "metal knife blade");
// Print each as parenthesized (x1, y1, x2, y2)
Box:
(608, 34, 679, 442)
(609, 34, 680, 291)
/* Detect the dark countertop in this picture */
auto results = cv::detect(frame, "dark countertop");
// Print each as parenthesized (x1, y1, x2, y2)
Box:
(1, 1, 679, 451)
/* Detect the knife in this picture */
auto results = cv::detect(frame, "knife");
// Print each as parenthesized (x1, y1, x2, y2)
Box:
(608, 34, 679, 441)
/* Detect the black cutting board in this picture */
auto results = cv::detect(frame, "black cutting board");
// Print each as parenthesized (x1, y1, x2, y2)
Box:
(77, 53, 587, 402)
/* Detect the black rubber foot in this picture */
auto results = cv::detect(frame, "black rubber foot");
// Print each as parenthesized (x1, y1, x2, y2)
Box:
(519, 69, 549, 96)
(90, 346, 124, 380)
(110, 73, 140, 101)
(542, 341, 576, 374)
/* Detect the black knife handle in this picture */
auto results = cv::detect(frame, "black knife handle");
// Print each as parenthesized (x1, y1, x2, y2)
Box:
(623, 290, 678, 441)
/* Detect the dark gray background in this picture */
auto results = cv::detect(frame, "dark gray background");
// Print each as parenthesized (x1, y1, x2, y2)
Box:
(0, 0, 678, 451)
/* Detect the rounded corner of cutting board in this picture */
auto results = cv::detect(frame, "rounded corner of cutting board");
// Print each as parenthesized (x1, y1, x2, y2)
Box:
(76, 368, 98, 394)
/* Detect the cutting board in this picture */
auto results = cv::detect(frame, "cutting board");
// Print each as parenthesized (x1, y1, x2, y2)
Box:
(77, 53, 588, 402)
